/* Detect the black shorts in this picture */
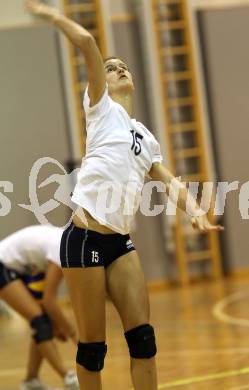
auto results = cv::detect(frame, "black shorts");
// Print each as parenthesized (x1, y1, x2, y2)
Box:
(60, 222, 136, 268)
(0, 262, 21, 290)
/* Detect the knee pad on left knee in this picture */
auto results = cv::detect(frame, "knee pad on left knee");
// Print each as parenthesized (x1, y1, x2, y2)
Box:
(76, 342, 107, 372)
(125, 324, 157, 359)
(30, 313, 53, 343)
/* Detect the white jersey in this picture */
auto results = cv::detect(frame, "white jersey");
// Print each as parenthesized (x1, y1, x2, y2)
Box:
(0, 225, 63, 274)
(72, 86, 163, 234)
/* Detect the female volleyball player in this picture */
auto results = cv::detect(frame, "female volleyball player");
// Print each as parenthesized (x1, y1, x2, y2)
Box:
(0, 225, 79, 390)
(26, 2, 223, 389)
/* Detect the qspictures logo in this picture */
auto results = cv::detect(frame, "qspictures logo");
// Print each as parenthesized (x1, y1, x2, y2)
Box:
(1, 157, 249, 226)
(1, 157, 81, 228)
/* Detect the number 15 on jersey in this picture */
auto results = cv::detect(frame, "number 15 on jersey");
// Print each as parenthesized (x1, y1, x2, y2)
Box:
(130, 130, 143, 156)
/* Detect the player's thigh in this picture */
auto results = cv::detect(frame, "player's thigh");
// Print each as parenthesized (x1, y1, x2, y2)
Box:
(62, 267, 106, 341)
(106, 250, 150, 332)
(0, 279, 42, 320)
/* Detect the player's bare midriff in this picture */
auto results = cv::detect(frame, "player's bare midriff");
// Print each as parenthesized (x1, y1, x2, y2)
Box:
(73, 207, 117, 234)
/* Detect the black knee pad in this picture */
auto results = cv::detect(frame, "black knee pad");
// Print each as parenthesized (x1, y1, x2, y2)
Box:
(30, 313, 53, 343)
(76, 342, 107, 372)
(125, 324, 157, 359)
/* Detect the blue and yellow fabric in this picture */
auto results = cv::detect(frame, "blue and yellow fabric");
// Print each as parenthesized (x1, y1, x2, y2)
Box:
(22, 272, 46, 300)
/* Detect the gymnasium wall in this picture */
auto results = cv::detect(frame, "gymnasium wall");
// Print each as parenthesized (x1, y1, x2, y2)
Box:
(0, 0, 61, 27)
(191, 0, 249, 9)
(0, 1, 33, 27)
(0, 25, 71, 237)
(197, 6, 249, 272)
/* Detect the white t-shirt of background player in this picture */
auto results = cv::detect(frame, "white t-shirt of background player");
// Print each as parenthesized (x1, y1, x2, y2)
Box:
(72, 86, 163, 234)
(0, 225, 63, 274)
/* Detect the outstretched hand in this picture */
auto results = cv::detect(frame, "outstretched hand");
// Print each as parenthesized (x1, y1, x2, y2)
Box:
(25, 0, 58, 19)
(191, 215, 224, 232)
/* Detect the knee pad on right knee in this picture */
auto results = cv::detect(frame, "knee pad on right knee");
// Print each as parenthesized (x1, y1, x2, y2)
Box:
(125, 324, 157, 359)
(76, 342, 107, 372)
(30, 313, 53, 343)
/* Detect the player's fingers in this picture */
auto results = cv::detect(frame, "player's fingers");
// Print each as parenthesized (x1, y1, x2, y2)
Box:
(199, 224, 205, 232)
(191, 217, 198, 229)
(210, 224, 224, 231)
(205, 224, 224, 232)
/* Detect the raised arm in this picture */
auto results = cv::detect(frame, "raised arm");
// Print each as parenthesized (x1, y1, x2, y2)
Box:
(25, 0, 106, 106)
(149, 162, 224, 232)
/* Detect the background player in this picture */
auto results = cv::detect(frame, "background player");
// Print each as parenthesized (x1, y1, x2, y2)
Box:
(0, 225, 79, 390)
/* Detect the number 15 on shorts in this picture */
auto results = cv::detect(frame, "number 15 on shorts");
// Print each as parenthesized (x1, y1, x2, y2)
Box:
(91, 251, 99, 263)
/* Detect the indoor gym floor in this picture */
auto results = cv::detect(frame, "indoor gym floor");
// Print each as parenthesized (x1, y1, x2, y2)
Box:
(1, 277, 249, 390)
